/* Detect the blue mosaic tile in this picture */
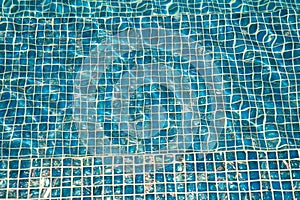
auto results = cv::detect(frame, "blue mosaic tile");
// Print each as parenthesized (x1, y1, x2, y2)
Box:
(0, 0, 300, 198)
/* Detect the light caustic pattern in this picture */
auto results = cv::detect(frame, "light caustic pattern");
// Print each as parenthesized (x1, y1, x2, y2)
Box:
(73, 27, 225, 155)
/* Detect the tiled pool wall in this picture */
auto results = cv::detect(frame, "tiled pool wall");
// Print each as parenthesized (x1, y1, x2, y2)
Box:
(0, 150, 300, 199)
(1, 0, 300, 199)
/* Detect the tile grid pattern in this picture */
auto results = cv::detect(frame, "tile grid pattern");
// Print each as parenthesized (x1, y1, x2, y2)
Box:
(0, 1, 300, 199)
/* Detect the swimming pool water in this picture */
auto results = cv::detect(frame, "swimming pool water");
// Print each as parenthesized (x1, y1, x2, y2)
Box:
(0, 0, 300, 199)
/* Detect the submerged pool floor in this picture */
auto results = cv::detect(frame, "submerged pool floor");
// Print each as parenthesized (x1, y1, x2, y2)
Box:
(0, 0, 300, 199)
